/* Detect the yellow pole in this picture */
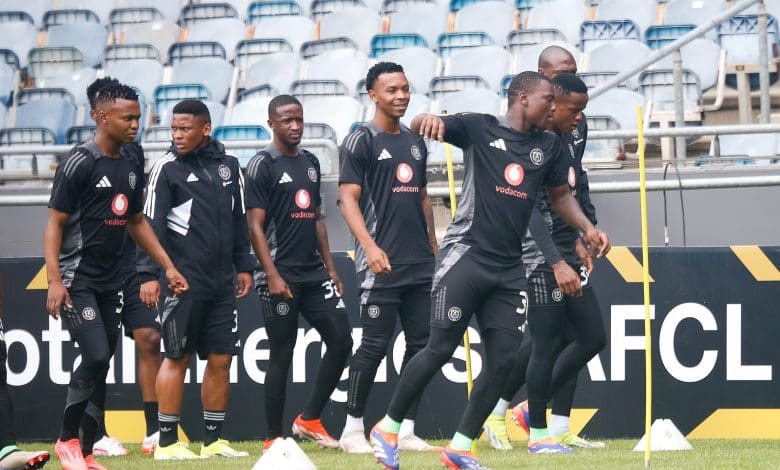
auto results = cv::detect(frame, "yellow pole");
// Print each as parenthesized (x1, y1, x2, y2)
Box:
(442, 118, 476, 454)
(637, 106, 653, 467)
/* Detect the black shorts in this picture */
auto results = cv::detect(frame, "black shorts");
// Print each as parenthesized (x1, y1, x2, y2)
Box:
(160, 294, 239, 360)
(429, 244, 528, 337)
(527, 261, 592, 309)
(61, 282, 124, 339)
(121, 271, 160, 338)
(257, 277, 346, 326)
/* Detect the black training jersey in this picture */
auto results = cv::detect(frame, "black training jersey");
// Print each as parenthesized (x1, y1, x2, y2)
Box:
(439, 113, 568, 263)
(339, 122, 434, 275)
(245, 144, 327, 283)
(49, 140, 145, 288)
(119, 143, 146, 274)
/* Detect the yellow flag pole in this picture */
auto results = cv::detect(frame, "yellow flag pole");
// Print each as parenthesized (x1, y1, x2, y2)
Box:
(442, 112, 476, 455)
(637, 106, 653, 467)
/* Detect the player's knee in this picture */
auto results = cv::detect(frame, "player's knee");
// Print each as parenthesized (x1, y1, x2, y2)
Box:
(206, 353, 232, 373)
(584, 328, 607, 356)
(355, 333, 392, 362)
(135, 328, 161, 354)
(270, 340, 296, 364)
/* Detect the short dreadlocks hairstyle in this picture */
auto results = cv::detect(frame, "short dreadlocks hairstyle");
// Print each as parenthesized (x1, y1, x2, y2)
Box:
(90, 76, 139, 107)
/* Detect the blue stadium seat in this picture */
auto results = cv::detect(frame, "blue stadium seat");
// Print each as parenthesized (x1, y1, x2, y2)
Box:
(104, 59, 164, 108)
(180, 3, 239, 26)
(154, 84, 211, 122)
(187, 17, 248, 60)
(309, 0, 364, 20)
(213, 125, 270, 166)
(66, 125, 96, 144)
(381, 0, 436, 15)
(438, 88, 500, 115)
(14, 88, 77, 144)
(0, 128, 57, 174)
(109, 8, 164, 35)
(251, 16, 315, 53)
(526, 0, 587, 44)
(445, 45, 509, 91)
(141, 125, 172, 168)
(122, 0, 181, 22)
(1, 0, 47, 28)
(42, 9, 100, 29)
(245, 52, 300, 94)
(377, 47, 436, 94)
(645, 24, 696, 49)
(121, 20, 180, 64)
(168, 42, 227, 63)
(59, 0, 114, 24)
(388, 3, 448, 48)
(587, 40, 651, 89)
(305, 49, 371, 95)
(38, 68, 98, 107)
(516, 0, 550, 15)
(580, 20, 641, 53)
(223, 0, 254, 20)
(717, 15, 779, 65)
(319, 6, 380, 54)
(455, 1, 516, 46)
(103, 43, 160, 64)
(170, 57, 234, 103)
(27, 47, 85, 81)
(247, 0, 304, 19)
(506, 28, 566, 54)
(47, 23, 109, 67)
(228, 96, 274, 125)
(436, 32, 493, 59)
(448, 0, 485, 13)
(0, 11, 35, 25)
(0, 21, 39, 68)
(594, 0, 656, 33)
(300, 37, 358, 59)
(370, 34, 427, 57)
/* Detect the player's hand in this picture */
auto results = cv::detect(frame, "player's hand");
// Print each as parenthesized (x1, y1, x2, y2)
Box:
(164, 268, 189, 297)
(140, 280, 160, 308)
(583, 228, 605, 259)
(429, 236, 439, 258)
(552, 260, 582, 297)
(236, 272, 253, 299)
(595, 229, 611, 257)
(268, 272, 293, 299)
(417, 114, 445, 142)
(575, 237, 593, 274)
(46, 280, 72, 319)
(366, 244, 392, 275)
(329, 271, 344, 298)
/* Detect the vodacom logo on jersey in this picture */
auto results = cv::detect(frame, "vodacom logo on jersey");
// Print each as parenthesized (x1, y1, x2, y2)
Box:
(393, 163, 419, 193)
(496, 163, 529, 199)
(291, 189, 316, 219)
(568, 166, 576, 188)
(105, 193, 129, 226)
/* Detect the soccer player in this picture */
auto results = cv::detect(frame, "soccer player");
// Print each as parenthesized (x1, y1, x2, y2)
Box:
(339, 62, 438, 453)
(370, 71, 608, 470)
(245, 95, 352, 450)
(139, 99, 255, 460)
(0, 271, 50, 469)
(483, 48, 610, 453)
(80, 78, 161, 457)
(44, 78, 188, 470)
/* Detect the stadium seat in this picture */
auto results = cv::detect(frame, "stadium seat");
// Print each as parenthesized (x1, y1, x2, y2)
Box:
(104, 59, 164, 108)
(655, 38, 722, 91)
(381, 0, 437, 15)
(586, 87, 645, 131)
(516, 0, 550, 15)
(454, 1, 516, 46)
(645, 24, 695, 50)
(0, 21, 39, 68)
(235, 39, 294, 82)
(300, 37, 358, 59)
(47, 23, 109, 68)
(0, 104, 6, 129)
(245, 52, 300, 94)
(304, 49, 371, 95)
(0, 11, 35, 25)
(223, 0, 254, 20)
(507, 28, 566, 52)
(170, 57, 233, 104)
(179, 3, 239, 26)
(120, 0, 181, 22)
(27, 48, 85, 81)
(579, 20, 641, 53)
(578, 71, 619, 89)
(58, 0, 115, 24)
(429, 75, 489, 101)
(708, 133, 778, 165)
(377, 47, 436, 94)
(319, 6, 381, 54)
(291, 79, 349, 99)
(388, 4, 448, 51)
(186, 17, 248, 61)
(436, 32, 493, 59)
(639, 69, 701, 113)
(109, 8, 164, 35)
(103, 43, 160, 64)
(169, 42, 227, 63)
(510, 41, 579, 74)
(120, 20, 180, 64)
(302, 122, 337, 142)
(14, 88, 78, 144)
(526, 0, 587, 44)
(583, 114, 620, 161)
(66, 125, 96, 144)
(304, 95, 364, 144)
(38, 68, 98, 106)
(213, 125, 270, 166)
(586, 40, 651, 89)
(663, 0, 726, 27)
(227, 96, 274, 125)
(0, 62, 15, 106)
(717, 15, 779, 65)
(154, 84, 211, 123)
(0, 128, 57, 174)
(42, 9, 100, 29)
(370, 34, 427, 57)
(445, 46, 510, 91)
(309, 0, 364, 19)
(1, 0, 47, 28)
(594, 0, 656, 33)
(251, 16, 315, 54)
(247, 0, 304, 19)
(237, 85, 275, 101)
(141, 125, 172, 168)
(437, 88, 501, 115)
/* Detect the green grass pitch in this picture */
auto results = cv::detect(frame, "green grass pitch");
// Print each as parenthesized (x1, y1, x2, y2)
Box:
(23, 439, 780, 469)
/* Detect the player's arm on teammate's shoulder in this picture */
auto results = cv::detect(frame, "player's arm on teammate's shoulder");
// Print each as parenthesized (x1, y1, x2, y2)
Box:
(43, 208, 71, 318)
(528, 202, 581, 296)
(231, 161, 255, 299)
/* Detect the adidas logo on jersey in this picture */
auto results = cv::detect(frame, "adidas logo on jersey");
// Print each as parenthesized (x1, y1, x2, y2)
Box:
(378, 148, 393, 160)
(489, 138, 507, 151)
(186, 173, 199, 182)
(336, 298, 345, 309)
(278, 172, 293, 184)
(95, 176, 112, 188)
